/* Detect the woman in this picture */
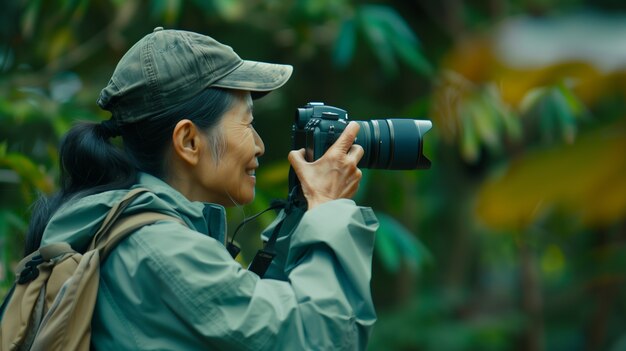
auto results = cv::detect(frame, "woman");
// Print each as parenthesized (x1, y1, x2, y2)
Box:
(26, 28, 378, 350)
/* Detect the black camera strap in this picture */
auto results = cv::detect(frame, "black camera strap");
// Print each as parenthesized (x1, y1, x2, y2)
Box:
(226, 201, 285, 259)
(228, 187, 307, 278)
(288, 166, 305, 205)
(247, 215, 283, 277)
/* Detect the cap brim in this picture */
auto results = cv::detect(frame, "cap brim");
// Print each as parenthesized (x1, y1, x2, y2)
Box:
(212, 60, 293, 93)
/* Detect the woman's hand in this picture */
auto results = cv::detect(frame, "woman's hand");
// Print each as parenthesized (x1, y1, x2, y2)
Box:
(288, 122, 365, 210)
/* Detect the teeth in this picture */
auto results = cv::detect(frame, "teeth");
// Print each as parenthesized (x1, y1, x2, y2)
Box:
(247, 170, 255, 176)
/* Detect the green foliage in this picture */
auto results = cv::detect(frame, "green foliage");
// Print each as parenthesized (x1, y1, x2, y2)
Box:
(369, 292, 525, 351)
(333, 5, 433, 77)
(432, 71, 523, 164)
(520, 82, 587, 145)
(375, 212, 433, 273)
(0, 150, 53, 200)
(460, 83, 521, 163)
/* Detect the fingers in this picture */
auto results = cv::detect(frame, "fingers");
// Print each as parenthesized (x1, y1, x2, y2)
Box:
(288, 148, 306, 169)
(288, 140, 364, 209)
(347, 144, 364, 163)
(329, 122, 360, 154)
(342, 167, 362, 199)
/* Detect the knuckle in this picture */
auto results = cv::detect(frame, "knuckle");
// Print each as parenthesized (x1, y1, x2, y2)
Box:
(344, 160, 357, 171)
(356, 168, 363, 179)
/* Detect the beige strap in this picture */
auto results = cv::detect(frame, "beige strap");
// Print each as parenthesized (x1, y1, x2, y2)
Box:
(95, 212, 184, 262)
(16, 189, 150, 275)
(17, 190, 184, 272)
(89, 188, 151, 247)
(38, 243, 74, 261)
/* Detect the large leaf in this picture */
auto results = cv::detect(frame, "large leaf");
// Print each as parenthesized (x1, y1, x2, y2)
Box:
(0, 152, 54, 199)
(359, 9, 397, 75)
(375, 212, 433, 272)
(432, 72, 524, 163)
(387, 31, 433, 77)
(476, 119, 626, 230)
(341, 4, 431, 77)
(521, 83, 584, 145)
(332, 18, 356, 68)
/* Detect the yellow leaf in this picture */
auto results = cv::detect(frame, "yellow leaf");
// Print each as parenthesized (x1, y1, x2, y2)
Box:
(0, 153, 54, 196)
(476, 119, 626, 230)
(48, 28, 75, 62)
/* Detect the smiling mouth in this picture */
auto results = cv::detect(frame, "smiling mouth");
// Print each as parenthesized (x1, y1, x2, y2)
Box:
(246, 169, 256, 176)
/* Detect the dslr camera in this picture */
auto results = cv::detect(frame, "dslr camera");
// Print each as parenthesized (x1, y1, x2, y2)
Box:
(292, 102, 432, 170)
(288, 102, 432, 203)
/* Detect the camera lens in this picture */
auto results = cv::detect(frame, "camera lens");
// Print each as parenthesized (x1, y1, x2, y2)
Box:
(355, 119, 432, 170)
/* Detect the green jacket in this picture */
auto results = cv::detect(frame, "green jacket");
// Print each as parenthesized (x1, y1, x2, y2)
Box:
(41, 173, 378, 350)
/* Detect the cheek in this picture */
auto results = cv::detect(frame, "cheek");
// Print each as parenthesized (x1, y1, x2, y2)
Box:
(212, 150, 247, 181)
(227, 132, 256, 158)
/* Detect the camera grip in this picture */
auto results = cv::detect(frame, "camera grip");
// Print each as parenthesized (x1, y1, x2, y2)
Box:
(288, 166, 308, 209)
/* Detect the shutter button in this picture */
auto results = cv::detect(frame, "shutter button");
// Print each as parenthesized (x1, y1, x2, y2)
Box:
(153, 27, 164, 32)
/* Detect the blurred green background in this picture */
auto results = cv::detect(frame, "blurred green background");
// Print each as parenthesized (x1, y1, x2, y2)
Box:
(1, 0, 626, 350)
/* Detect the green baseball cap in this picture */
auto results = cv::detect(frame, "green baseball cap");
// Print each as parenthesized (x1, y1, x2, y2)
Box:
(97, 27, 293, 124)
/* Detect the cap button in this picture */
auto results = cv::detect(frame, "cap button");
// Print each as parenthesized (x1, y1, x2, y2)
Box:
(153, 26, 164, 32)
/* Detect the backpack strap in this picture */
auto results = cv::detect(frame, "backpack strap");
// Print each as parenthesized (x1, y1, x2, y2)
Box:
(86, 187, 186, 261)
(14, 189, 184, 283)
(95, 211, 185, 262)
(90, 187, 152, 244)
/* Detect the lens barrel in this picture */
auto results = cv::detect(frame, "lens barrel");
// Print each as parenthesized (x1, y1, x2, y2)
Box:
(355, 119, 432, 170)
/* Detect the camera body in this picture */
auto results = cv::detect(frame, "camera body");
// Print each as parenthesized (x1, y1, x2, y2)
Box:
(292, 102, 432, 170)
(293, 102, 350, 163)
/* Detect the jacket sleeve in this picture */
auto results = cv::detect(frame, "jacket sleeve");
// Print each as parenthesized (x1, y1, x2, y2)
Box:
(103, 199, 378, 350)
(281, 199, 379, 350)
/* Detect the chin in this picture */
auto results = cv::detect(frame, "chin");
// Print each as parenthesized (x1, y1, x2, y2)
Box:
(239, 189, 256, 205)
(240, 194, 255, 205)
(221, 193, 255, 207)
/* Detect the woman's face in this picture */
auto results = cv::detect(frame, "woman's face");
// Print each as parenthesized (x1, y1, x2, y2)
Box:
(198, 91, 265, 206)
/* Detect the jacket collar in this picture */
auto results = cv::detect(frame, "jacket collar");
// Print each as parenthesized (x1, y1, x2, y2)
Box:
(135, 173, 227, 244)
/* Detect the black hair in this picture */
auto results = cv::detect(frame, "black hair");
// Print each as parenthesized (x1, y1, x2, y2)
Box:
(121, 88, 235, 177)
(23, 88, 236, 256)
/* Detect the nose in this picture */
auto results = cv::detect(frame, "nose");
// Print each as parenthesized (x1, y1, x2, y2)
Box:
(253, 128, 265, 157)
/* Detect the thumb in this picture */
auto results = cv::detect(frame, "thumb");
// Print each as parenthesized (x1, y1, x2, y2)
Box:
(288, 148, 308, 170)
(330, 122, 360, 154)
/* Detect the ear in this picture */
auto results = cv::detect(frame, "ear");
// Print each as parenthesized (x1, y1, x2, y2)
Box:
(171, 119, 203, 166)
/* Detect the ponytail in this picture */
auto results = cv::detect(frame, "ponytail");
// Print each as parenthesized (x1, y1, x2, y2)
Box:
(23, 121, 137, 256)
(59, 122, 135, 194)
